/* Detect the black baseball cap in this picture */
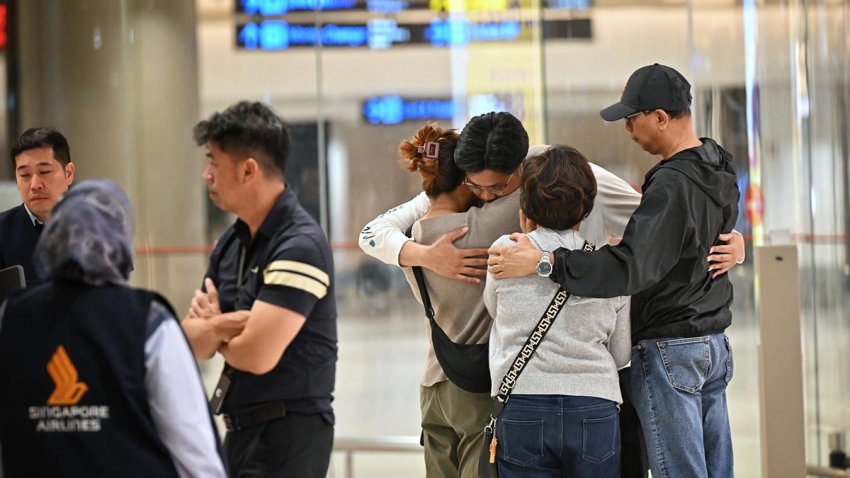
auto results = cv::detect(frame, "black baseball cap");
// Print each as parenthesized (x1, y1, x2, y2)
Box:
(600, 63, 692, 121)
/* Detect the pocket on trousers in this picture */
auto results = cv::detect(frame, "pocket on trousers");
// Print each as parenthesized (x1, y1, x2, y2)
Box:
(500, 418, 545, 467)
(724, 335, 734, 384)
(581, 413, 618, 464)
(657, 336, 710, 393)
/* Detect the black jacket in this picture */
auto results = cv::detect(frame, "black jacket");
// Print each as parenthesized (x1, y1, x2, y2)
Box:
(0, 204, 43, 287)
(551, 138, 739, 343)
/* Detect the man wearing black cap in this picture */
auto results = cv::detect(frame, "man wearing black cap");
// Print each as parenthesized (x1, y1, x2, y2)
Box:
(488, 63, 740, 477)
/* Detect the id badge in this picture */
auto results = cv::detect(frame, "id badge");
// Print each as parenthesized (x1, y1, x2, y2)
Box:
(209, 370, 232, 415)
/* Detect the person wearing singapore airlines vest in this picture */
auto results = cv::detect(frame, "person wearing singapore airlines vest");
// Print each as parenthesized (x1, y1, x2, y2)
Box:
(0, 180, 225, 478)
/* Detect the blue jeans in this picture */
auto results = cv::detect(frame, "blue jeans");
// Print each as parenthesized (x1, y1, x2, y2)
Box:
(495, 395, 620, 478)
(630, 333, 734, 478)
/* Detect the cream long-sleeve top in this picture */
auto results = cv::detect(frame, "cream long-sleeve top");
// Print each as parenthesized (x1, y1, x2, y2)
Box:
(358, 157, 642, 266)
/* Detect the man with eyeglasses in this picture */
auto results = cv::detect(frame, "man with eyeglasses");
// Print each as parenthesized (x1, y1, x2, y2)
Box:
(488, 63, 740, 477)
(462, 170, 514, 198)
(359, 112, 646, 284)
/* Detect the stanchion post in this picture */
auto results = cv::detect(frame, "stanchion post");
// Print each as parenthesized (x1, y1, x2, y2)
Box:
(756, 245, 806, 477)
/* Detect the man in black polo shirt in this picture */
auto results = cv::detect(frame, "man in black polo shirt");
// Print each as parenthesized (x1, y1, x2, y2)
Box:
(0, 128, 75, 287)
(182, 101, 337, 477)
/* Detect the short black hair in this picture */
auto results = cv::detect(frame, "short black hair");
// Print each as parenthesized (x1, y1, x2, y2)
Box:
(453, 111, 529, 174)
(11, 128, 72, 167)
(193, 101, 291, 178)
(520, 145, 596, 231)
(665, 108, 690, 119)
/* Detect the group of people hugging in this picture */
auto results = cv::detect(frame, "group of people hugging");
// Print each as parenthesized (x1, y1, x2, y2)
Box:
(360, 63, 744, 478)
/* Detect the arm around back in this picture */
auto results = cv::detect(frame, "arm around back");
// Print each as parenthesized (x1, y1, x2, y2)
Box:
(359, 192, 430, 266)
(552, 175, 690, 297)
(608, 297, 631, 369)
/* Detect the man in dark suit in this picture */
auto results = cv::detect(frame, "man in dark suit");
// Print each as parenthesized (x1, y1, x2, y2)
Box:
(0, 128, 75, 287)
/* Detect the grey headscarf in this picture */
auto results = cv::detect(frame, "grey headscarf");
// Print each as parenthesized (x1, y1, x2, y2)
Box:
(35, 179, 134, 286)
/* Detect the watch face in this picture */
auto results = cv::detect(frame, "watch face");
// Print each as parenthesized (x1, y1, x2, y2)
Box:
(537, 262, 552, 276)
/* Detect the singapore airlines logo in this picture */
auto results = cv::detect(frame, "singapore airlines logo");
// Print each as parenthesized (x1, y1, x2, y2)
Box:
(46, 345, 89, 405)
(29, 345, 108, 433)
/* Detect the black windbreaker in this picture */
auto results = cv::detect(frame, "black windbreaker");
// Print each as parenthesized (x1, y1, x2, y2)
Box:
(551, 138, 739, 343)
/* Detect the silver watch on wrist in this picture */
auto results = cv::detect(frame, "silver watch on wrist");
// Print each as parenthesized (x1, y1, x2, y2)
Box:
(536, 252, 553, 278)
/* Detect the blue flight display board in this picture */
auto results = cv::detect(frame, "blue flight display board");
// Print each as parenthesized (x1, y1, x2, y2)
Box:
(236, 19, 531, 50)
(363, 96, 458, 124)
(236, 0, 591, 15)
(234, 0, 592, 51)
(361, 93, 525, 124)
(237, 0, 419, 14)
(236, 19, 589, 50)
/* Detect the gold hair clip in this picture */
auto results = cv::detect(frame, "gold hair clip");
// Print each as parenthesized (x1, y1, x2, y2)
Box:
(417, 142, 440, 159)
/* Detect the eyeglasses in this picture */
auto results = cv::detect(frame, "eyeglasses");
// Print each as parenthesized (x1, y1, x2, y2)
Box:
(463, 171, 516, 196)
(625, 110, 655, 125)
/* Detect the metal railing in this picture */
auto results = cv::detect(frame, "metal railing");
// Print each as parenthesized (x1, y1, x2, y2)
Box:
(329, 436, 850, 478)
(808, 466, 848, 477)
(332, 435, 422, 478)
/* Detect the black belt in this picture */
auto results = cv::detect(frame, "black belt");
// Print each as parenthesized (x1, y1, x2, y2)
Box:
(222, 402, 287, 432)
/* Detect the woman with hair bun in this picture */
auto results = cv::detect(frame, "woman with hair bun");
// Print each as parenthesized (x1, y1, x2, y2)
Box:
(398, 123, 522, 478)
(398, 123, 477, 218)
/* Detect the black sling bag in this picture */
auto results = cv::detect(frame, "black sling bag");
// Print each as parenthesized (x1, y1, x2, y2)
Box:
(411, 264, 491, 393)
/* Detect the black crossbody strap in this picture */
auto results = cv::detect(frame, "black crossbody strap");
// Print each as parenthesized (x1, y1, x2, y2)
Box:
(490, 240, 595, 416)
(406, 225, 438, 325)
(411, 265, 437, 323)
(492, 287, 569, 412)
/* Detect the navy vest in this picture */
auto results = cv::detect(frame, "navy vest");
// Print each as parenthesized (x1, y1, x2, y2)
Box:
(0, 281, 180, 478)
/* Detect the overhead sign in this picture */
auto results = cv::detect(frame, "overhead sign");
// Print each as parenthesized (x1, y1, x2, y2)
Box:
(236, 0, 591, 15)
(237, 19, 587, 50)
(237, 19, 526, 49)
(362, 93, 530, 124)
(237, 0, 419, 13)
(363, 96, 458, 124)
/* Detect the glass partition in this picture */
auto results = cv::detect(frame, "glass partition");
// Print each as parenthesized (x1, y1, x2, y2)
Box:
(5, 0, 847, 475)
(195, 0, 850, 474)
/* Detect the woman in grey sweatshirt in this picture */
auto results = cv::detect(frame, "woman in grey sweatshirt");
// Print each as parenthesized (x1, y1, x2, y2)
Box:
(483, 145, 631, 478)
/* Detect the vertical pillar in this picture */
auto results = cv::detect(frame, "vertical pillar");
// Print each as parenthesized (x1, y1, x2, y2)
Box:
(756, 245, 807, 477)
(14, 0, 205, 312)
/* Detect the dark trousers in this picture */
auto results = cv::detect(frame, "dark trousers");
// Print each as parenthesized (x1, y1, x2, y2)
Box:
(619, 367, 649, 478)
(224, 413, 334, 478)
(495, 395, 621, 478)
